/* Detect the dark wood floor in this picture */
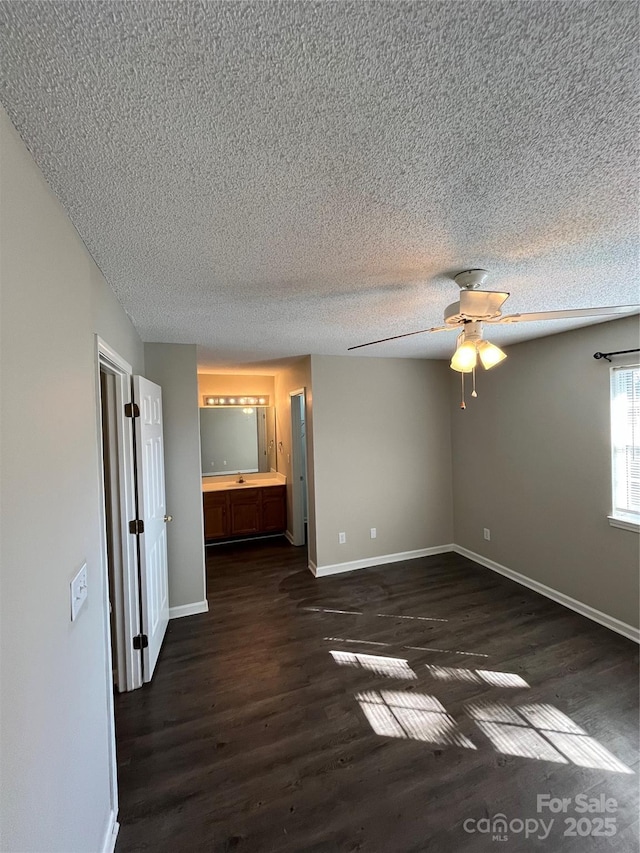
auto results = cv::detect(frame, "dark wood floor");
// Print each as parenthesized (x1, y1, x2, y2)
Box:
(115, 540, 639, 852)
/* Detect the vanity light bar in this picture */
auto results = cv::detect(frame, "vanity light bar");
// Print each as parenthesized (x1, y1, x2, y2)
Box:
(203, 395, 269, 407)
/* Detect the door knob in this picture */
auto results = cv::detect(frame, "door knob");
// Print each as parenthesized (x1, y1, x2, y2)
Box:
(164, 514, 173, 522)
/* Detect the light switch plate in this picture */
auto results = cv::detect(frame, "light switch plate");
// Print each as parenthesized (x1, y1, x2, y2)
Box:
(70, 562, 88, 621)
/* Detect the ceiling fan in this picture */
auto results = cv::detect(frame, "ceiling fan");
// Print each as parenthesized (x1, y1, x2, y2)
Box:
(348, 269, 639, 407)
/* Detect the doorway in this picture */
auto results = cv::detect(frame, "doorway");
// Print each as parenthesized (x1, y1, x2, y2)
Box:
(96, 339, 142, 693)
(289, 388, 308, 547)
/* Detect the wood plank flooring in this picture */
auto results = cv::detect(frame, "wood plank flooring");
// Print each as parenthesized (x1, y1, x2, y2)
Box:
(115, 540, 639, 852)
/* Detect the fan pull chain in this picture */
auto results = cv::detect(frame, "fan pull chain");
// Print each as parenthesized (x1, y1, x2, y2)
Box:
(460, 371, 466, 409)
(471, 367, 478, 398)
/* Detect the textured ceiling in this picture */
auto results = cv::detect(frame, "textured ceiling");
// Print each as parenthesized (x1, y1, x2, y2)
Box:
(1, 0, 638, 369)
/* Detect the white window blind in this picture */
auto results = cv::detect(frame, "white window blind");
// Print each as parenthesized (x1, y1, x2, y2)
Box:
(610, 365, 640, 525)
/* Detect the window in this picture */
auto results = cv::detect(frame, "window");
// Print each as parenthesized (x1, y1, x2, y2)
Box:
(609, 365, 640, 531)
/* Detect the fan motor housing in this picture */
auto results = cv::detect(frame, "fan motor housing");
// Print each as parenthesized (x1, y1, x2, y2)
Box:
(444, 288, 510, 325)
(444, 301, 503, 325)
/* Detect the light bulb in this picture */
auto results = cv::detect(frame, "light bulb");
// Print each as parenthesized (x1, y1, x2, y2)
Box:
(450, 341, 477, 372)
(477, 340, 507, 369)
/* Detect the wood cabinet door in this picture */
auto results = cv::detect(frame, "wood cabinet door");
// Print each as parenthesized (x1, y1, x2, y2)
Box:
(261, 486, 286, 532)
(229, 489, 261, 535)
(203, 485, 286, 540)
(203, 493, 228, 539)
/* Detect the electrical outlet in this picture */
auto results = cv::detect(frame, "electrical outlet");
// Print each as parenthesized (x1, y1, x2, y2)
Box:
(339, 532, 346, 544)
(370, 527, 377, 539)
(483, 528, 491, 541)
(70, 562, 88, 621)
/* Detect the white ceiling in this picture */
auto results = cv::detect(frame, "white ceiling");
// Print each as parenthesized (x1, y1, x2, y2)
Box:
(1, 1, 638, 370)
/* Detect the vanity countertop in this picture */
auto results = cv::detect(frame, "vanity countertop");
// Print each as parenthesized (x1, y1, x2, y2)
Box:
(202, 474, 286, 493)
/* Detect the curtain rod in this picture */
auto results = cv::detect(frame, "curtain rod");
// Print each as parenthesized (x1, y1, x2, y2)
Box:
(593, 348, 640, 362)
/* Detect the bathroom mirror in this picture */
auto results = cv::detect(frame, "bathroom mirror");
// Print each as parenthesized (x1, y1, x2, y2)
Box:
(200, 407, 276, 476)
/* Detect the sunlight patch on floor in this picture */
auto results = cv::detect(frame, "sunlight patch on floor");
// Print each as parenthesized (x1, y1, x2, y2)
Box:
(517, 703, 584, 734)
(466, 701, 634, 774)
(354, 693, 634, 774)
(304, 607, 363, 615)
(376, 613, 448, 623)
(326, 639, 490, 659)
(303, 605, 447, 622)
(475, 720, 569, 763)
(426, 665, 482, 684)
(356, 690, 477, 749)
(405, 645, 490, 659)
(518, 703, 634, 774)
(476, 669, 529, 688)
(426, 666, 529, 688)
(330, 650, 418, 679)
(543, 731, 634, 774)
(466, 701, 524, 725)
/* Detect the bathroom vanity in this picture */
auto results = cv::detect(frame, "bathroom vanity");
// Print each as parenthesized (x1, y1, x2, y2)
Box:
(202, 477, 286, 541)
(199, 395, 286, 542)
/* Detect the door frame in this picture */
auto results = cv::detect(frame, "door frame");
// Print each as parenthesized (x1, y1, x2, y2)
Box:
(96, 337, 142, 693)
(289, 388, 308, 547)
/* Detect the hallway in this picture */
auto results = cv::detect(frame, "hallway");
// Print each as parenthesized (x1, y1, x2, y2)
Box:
(114, 540, 639, 852)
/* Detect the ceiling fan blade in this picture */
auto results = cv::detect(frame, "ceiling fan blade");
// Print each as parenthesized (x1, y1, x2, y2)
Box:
(459, 289, 510, 319)
(348, 325, 453, 351)
(488, 305, 640, 324)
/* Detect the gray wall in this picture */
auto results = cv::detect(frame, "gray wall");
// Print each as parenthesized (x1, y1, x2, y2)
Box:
(311, 355, 454, 568)
(0, 107, 143, 851)
(144, 344, 207, 611)
(451, 316, 640, 628)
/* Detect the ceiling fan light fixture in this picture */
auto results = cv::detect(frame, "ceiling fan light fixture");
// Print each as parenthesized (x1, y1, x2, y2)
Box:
(450, 340, 478, 372)
(477, 339, 507, 369)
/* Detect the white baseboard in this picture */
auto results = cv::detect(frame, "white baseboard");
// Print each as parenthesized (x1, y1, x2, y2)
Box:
(284, 529, 295, 545)
(453, 545, 640, 644)
(100, 811, 119, 853)
(169, 600, 209, 620)
(309, 558, 318, 576)
(312, 545, 455, 578)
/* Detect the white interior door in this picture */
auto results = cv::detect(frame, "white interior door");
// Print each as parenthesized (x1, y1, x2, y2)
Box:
(132, 376, 169, 682)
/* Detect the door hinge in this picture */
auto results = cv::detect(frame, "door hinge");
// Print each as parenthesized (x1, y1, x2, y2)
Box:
(124, 402, 140, 418)
(129, 518, 145, 535)
(133, 634, 149, 650)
